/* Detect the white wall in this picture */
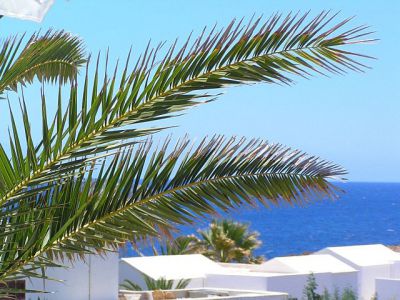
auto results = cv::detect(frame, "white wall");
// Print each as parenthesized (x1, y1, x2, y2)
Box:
(119, 260, 204, 290)
(265, 272, 357, 299)
(89, 253, 119, 300)
(331, 272, 358, 295)
(267, 273, 336, 298)
(185, 278, 204, 288)
(376, 278, 400, 300)
(205, 271, 358, 299)
(390, 261, 400, 278)
(119, 260, 146, 289)
(205, 272, 357, 299)
(232, 295, 287, 300)
(205, 274, 267, 291)
(317, 248, 396, 300)
(266, 274, 309, 297)
(358, 265, 390, 300)
(26, 252, 119, 300)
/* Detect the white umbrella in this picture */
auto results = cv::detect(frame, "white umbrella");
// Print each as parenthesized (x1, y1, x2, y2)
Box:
(0, 0, 54, 22)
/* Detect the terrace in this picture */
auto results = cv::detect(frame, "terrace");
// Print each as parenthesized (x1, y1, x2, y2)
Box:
(119, 288, 287, 300)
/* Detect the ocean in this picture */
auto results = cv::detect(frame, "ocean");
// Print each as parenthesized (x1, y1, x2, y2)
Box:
(122, 182, 400, 259)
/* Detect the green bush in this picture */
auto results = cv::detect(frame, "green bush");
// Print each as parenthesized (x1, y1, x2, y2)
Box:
(302, 274, 357, 300)
(303, 273, 320, 300)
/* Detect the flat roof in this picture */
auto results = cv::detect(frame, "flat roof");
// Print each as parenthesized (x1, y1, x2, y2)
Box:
(258, 254, 356, 274)
(211, 267, 290, 277)
(120, 287, 288, 300)
(317, 244, 400, 267)
(121, 254, 224, 280)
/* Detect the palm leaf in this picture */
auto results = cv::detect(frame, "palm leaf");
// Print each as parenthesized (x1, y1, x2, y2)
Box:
(157, 235, 201, 256)
(197, 219, 263, 263)
(0, 136, 344, 280)
(120, 279, 143, 291)
(0, 30, 85, 94)
(0, 12, 374, 285)
(0, 12, 373, 212)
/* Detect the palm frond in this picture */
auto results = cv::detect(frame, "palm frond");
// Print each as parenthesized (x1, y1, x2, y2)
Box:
(0, 12, 374, 284)
(158, 235, 201, 256)
(144, 276, 190, 290)
(120, 279, 143, 291)
(197, 219, 263, 263)
(0, 30, 85, 94)
(0, 136, 344, 280)
(0, 12, 373, 212)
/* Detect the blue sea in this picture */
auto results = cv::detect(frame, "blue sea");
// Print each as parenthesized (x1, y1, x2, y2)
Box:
(122, 182, 400, 259)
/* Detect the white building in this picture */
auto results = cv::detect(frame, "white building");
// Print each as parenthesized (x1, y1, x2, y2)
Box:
(120, 254, 225, 289)
(25, 252, 119, 300)
(317, 244, 400, 300)
(206, 254, 357, 299)
(120, 252, 358, 299)
(260, 254, 357, 297)
(376, 278, 400, 300)
(120, 287, 288, 300)
(119, 255, 289, 300)
(120, 244, 400, 300)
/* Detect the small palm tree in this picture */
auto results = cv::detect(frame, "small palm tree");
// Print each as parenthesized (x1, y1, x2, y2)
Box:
(156, 235, 203, 256)
(120, 276, 190, 291)
(196, 220, 264, 263)
(0, 12, 374, 294)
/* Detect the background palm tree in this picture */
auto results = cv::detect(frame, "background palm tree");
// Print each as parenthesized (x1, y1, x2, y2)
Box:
(197, 220, 264, 264)
(120, 277, 190, 291)
(155, 235, 203, 256)
(155, 220, 263, 263)
(0, 12, 374, 294)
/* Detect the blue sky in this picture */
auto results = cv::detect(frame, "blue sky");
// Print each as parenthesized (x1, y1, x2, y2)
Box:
(1, 0, 399, 182)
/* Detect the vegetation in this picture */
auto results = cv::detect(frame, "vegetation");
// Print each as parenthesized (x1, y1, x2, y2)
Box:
(0, 30, 84, 95)
(0, 11, 373, 294)
(156, 219, 263, 263)
(155, 235, 203, 256)
(197, 219, 263, 263)
(303, 273, 319, 300)
(301, 274, 357, 300)
(120, 277, 190, 291)
(197, 220, 263, 263)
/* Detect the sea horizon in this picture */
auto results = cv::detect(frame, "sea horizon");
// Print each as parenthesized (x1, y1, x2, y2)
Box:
(122, 182, 400, 259)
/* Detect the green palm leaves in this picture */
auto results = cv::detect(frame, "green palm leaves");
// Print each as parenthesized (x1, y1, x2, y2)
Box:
(156, 235, 203, 256)
(120, 277, 190, 291)
(198, 220, 264, 264)
(156, 220, 264, 263)
(0, 136, 345, 280)
(0, 30, 85, 94)
(0, 11, 373, 284)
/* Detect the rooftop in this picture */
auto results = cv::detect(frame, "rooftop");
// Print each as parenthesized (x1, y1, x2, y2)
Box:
(119, 288, 287, 300)
(257, 254, 357, 274)
(317, 244, 400, 267)
(121, 254, 223, 280)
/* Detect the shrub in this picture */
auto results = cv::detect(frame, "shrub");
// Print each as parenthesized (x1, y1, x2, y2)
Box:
(302, 274, 357, 300)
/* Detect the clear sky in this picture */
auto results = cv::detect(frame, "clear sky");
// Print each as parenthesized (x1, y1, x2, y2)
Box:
(1, 0, 399, 182)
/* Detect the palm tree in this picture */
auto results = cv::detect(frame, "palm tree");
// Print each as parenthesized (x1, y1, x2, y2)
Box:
(0, 12, 374, 294)
(196, 220, 264, 263)
(155, 235, 203, 256)
(155, 220, 263, 263)
(120, 276, 190, 291)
